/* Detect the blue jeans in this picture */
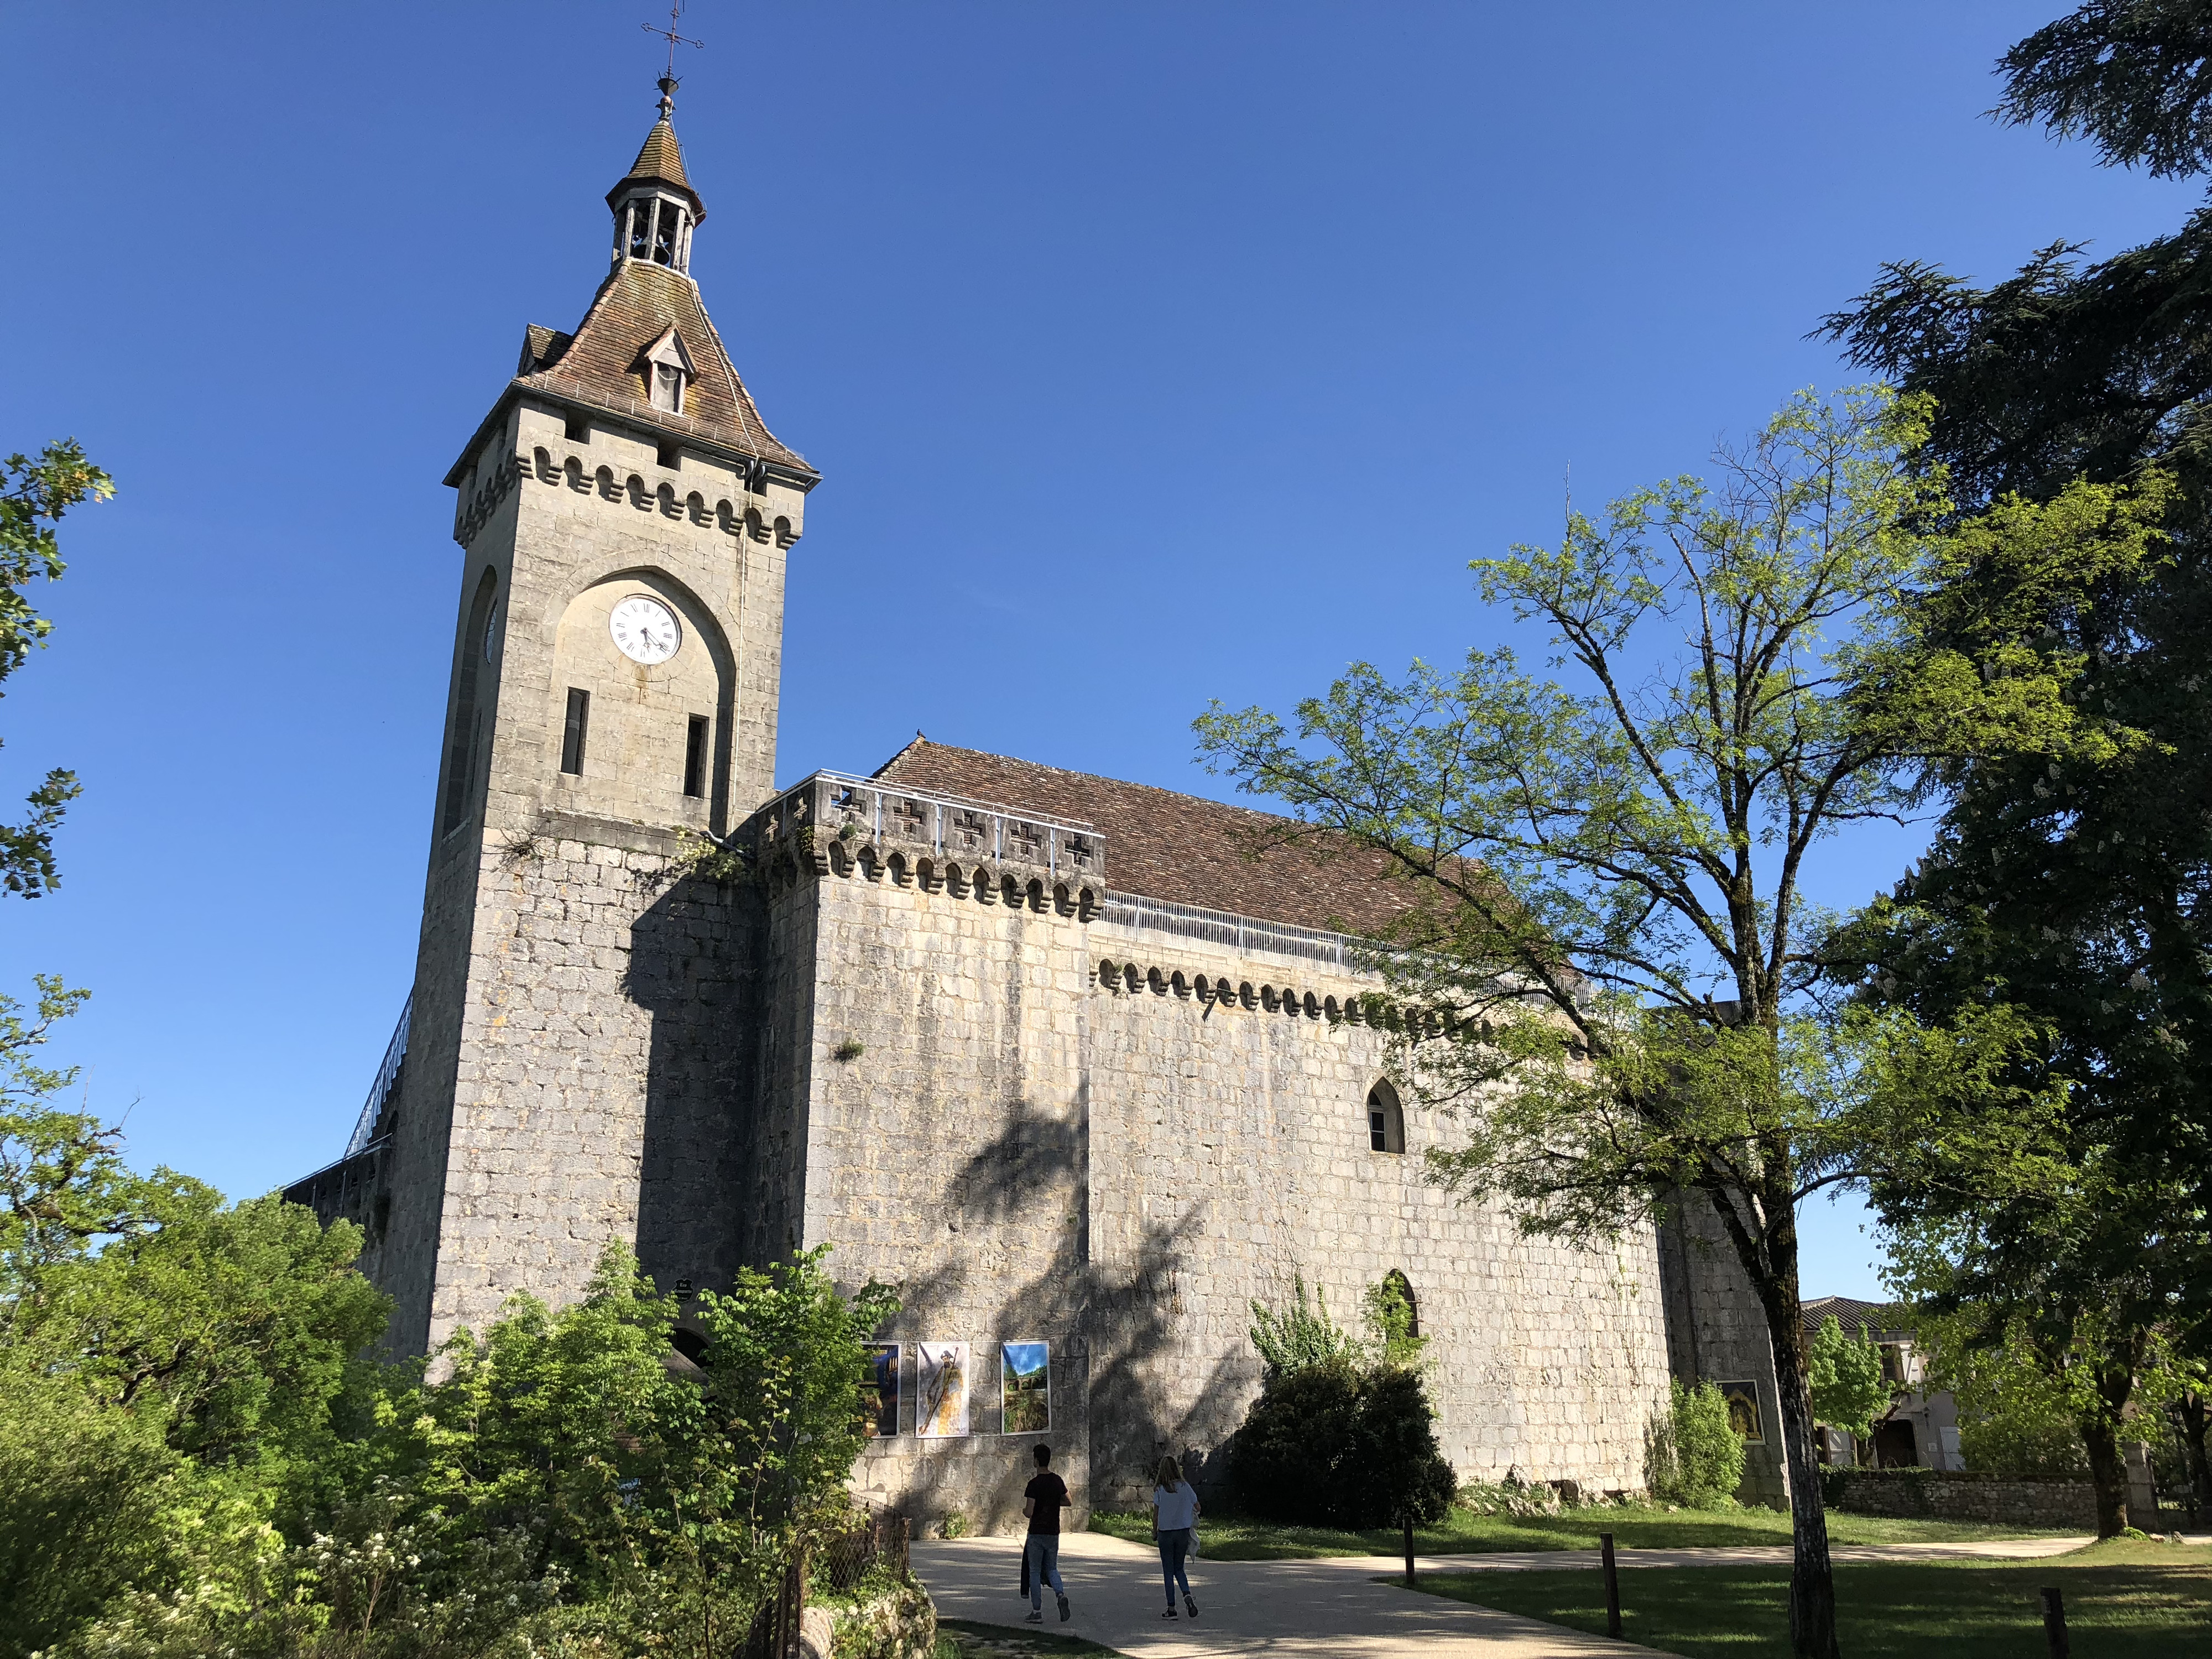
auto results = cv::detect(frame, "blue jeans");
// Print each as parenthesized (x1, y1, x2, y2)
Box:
(1158, 1527, 1193, 1603)
(1026, 1534, 1064, 1610)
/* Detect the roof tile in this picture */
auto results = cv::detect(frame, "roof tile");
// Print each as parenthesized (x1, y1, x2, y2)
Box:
(871, 738, 1431, 938)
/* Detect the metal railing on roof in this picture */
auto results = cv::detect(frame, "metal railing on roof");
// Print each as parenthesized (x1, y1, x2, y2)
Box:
(343, 994, 413, 1158)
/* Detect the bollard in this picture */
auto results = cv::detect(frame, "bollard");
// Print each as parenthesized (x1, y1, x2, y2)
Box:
(2041, 1586, 2068, 1659)
(1404, 1514, 1416, 1587)
(1601, 1531, 1623, 1639)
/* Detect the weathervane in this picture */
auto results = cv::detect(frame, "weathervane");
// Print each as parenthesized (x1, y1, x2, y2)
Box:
(643, 0, 704, 84)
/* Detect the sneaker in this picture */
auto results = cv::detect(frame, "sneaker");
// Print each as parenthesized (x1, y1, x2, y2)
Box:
(1161, 1606, 1179, 1618)
(1057, 1594, 1072, 1623)
(1025, 1610, 1042, 1623)
(1185, 1593, 1200, 1619)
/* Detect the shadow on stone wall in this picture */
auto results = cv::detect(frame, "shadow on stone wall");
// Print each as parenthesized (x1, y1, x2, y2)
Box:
(625, 870, 758, 1300)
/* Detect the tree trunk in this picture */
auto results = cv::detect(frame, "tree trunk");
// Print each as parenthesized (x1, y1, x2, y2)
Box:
(1703, 1178, 1839, 1659)
(1765, 1292, 1842, 1659)
(2081, 1412, 2131, 1537)
(2174, 1394, 2210, 1522)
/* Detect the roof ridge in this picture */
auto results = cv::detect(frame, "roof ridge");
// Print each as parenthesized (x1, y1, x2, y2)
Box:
(881, 738, 1286, 826)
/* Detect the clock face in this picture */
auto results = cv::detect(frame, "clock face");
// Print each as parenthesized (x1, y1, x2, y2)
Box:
(609, 594, 681, 665)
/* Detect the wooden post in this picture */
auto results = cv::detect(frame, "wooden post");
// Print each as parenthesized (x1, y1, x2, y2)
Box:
(2041, 1586, 2069, 1659)
(1404, 1514, 1416, 1587)
(1601, 1531, 1623, 1639)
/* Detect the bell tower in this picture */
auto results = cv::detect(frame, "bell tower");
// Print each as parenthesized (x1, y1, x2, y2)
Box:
(358, 79, 819, 1355)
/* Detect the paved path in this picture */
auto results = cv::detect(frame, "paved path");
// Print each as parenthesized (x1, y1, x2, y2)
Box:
(914, 1531, 2092, 1658)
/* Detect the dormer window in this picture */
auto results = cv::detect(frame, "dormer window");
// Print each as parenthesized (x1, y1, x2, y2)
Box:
(640, 326, 694, 414)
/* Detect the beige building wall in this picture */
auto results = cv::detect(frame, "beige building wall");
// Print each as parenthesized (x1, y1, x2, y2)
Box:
(366, 401, 806, 1355)
(760, 778, 1673, 1533)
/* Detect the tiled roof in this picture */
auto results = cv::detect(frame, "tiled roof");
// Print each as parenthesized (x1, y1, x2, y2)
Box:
(519, 325, 573, 374)
(609, 114, 704, 221)
(870, 737, 1435, 940)
(515, 259, 812, 475)
(1802, 1295, 1907, 1339)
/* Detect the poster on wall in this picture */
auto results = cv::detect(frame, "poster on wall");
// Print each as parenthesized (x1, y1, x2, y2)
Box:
(859, 1344, 900, 1438)
(1001, 1341, 1050, 1434)
(916, 1343, 970, 1438)
(1718, 1381, 1765, 1443)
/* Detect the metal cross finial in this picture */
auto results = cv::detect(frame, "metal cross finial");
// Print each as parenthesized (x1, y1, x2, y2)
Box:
(643, 0, 703, 87)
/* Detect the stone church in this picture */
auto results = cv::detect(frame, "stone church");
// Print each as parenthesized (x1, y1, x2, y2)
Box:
(288, 82, 1785, 1524)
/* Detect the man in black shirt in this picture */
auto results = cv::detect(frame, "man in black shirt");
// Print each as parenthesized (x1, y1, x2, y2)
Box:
(1021, 1443, 1072, 1623)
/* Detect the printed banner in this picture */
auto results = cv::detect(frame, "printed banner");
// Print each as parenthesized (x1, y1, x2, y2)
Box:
(916, 1342, 970, 1438)
(1001, 1340, 1050, 1434)
(860, 1343, 900, 1438)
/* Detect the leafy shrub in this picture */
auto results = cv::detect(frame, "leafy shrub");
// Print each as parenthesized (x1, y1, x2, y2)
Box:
(1231, 1361, 1455, 1527)
(1645, 1380, 1744, 1509)
(1248, 1277, 1359, 1378)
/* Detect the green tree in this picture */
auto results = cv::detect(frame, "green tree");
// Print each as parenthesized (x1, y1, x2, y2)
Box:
(1195, 390, 2130, 1658)
(0, 441, 110, 901)
(1807, 1315, 1890, 1446)
(1823, 11, 2212, 1468)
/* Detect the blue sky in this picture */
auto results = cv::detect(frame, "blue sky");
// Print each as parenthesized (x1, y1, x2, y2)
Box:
(0, 2, 2191, 1299)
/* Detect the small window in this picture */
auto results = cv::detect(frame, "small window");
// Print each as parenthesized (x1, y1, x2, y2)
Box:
(561, 688, 590, 776)
(683, 715, 709, 798)
(651, 363, 685, 413)
(656, 441, 680, 470)
(1382, 1269, 1418, 1338)
(564, 413, 588, 444)
(1367, 1082, 1405, 1154)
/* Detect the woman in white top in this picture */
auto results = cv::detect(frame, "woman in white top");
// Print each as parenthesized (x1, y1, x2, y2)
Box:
(1149, 1455, 1201, 1619)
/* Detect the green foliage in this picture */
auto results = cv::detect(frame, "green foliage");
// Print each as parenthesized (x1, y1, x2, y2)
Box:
(0, 441, 109, 900)
(1248, 1276, 1359, 1379)
(1229, 1360, 1455, 1528)
(1646, 1381, 1745, 1510)
(1808, 1315, 1892, 1442)
(1825, 8, 2212, 1430)
(0, 1076, 898, 1659)
(1994, 1, 2212, 179)
(1361, 1274, 1427, 1371)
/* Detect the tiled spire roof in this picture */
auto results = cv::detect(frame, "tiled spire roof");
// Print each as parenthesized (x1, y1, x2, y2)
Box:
(607, 77, 705, 221)
(505, 259, 811, 475)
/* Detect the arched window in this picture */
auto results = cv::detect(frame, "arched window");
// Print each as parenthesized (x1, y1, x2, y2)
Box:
(1382, 1269, 1418, 1338)
(1367, 1081, 1405, 1155)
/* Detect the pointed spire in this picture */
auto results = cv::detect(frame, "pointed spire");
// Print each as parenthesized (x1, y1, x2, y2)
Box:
(607, 76, 705, 224)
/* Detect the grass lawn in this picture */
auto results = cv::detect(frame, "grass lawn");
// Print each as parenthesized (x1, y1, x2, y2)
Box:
(1087, 1503, 2074, 1562)
(936, 1615, 1125, 1657)
(1400, 1537, 2211, 1658)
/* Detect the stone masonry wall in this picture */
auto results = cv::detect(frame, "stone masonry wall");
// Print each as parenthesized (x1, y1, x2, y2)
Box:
(1827, 1470, 2098, 1528)
(378, 396, 805, 1355)
(1655, 1195, 1789, 1506)
(778, 843, 1673, 1534)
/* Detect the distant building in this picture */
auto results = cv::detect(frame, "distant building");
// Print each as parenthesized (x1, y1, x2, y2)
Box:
(1801, 1295, 1963, 1471)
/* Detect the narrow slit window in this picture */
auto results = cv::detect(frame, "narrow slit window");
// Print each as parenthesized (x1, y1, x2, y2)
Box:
(683, 714, 709, 798)
(561, 688, 590, 776)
